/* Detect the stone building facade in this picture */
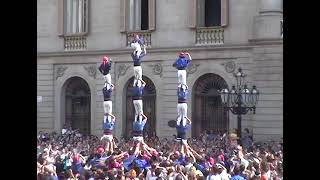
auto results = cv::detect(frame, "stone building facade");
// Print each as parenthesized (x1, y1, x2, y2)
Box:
(37, 0, 283, 141)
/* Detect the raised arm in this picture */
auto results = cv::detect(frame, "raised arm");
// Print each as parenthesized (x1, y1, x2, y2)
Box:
(143, 45, 147, 55)
(139, 79, 146, 86)
(107, 113, 116, 120)
(185, 117, 191, 124)
(182, 83, 189, 90)
(185, 53, 192, 61)
(141, 113, 148, 122)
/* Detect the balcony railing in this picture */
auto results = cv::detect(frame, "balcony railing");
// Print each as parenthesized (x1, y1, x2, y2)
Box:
(196, 27, 224, 45)
(64, 34, 87, 51)
(126, 31, 152, 47)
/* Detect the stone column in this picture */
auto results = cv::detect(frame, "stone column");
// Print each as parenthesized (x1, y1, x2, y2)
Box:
(135, 0, 141, 30)
(129, 0, 135, 31)
(252, 0, 283, 39)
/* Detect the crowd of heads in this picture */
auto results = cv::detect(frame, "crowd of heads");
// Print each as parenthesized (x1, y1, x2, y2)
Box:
(37, 128, 283, 180)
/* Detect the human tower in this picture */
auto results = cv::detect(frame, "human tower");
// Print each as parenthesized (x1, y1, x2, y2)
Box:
(98, 34, 196, 156)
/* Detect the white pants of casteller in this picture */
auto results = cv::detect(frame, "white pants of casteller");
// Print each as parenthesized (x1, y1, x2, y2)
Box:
(177, 103, 187, 126)
(133, 66, 142, 86)
(104, 115, 113, 123)
(103, 74, 111, 87)
(101, 134, 113, 142)
(177, 70, 187, 87)
(103, 101, 112, 114)
(133, 136, 143, 142)
(133, 100, 143, 121)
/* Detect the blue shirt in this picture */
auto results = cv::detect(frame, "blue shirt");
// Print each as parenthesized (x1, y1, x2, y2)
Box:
(177, 88, 188, 102)
(174, 155, 186, 166)
(176, 123, 191, 133)
(102, 87, 113, 100)
(231, 175, 245, 180)
(173, 57, 191, 70)
(103, 119, 115, 130)
(132, 86, 145, 100)
(132, 51, 146, 66)
(133, 120, 147, 131)
(123, 155, 137, 170)
(99, 62, 112, 75)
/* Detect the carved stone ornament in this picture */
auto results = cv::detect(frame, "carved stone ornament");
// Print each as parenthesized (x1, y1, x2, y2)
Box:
(187, 63, 200, 74)
(221, 61, 236, 73)
(153, 63, 163, 77)
(118, 64, 130, 78)
(55, 66, 68, 80)
(84, 65, 97, 79)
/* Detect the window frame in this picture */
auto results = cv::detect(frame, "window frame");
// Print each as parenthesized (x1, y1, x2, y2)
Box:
(58, 0, 89, 37)
(189, 0, 229, 29)
(120, 0, 156, 33)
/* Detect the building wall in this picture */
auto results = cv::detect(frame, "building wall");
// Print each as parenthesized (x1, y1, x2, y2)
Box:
(37, 0, 283, 141)
(37, 0, 260, 51)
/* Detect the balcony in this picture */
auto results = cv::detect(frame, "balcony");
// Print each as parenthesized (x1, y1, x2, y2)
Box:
(126, 31, 152, 47)
(196, 27, 224, 45)
(64, 34, 87, 51)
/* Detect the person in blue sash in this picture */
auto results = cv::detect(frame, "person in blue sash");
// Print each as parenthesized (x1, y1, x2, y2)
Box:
(172, 52, 192, 89)
(177, 84, 189, 127)
(101, 114, 116, 154)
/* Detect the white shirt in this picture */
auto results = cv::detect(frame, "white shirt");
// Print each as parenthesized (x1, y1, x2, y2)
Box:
(220, 170, 231, 180)
(206, 174, 222, 180)
(146, 169, 154, 180)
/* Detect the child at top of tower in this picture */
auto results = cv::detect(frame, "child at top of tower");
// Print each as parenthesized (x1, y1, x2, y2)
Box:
(130, 34, 147, 87)
(99, 56, 112, 87)
(173, 52, 192, 89)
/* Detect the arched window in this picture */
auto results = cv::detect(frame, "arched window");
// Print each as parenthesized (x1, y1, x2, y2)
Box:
(64, 77, 91, 134)
(192, 73, 229, 137)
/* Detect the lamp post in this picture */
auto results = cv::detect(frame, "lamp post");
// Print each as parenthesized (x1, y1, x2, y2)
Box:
(220, 68, 259, 138)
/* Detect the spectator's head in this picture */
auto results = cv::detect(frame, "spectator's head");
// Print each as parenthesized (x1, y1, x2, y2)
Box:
(210, 164, 219, 174)
(175, 174, 184, 180)
(155, 168, 162, 177)
(240, 164, 246, 172)
(233, 164, 241, 175)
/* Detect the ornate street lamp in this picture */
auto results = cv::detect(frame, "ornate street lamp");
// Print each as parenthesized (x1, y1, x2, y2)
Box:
(220, 68, 260, 138)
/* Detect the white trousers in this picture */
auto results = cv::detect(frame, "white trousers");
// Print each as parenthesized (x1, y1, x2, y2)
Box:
(177, 70, 187, 87)
(101, 134, 113, 142)
(133, 136, 143, 142)
(103, 101, 112, 114)
(104, 115, 113, 124)
(103, 74, 111, 87)
(133, 66, 142, 86)
(177, 103, 187, 126)
(133, 100, 143, 121)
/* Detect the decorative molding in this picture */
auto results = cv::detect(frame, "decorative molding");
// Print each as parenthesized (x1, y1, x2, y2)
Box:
(187, 64, 200, 74)
(118, 64, 130, 78)
(55, 66, 68, 80)
(83, 65, 97, 79)
(149, 63, 163, 77)
(38, 44, 257, 57)
(221, 61, 236, 73)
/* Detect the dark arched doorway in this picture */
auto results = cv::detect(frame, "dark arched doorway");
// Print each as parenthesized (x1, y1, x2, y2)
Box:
(124, 76, 156, 138)
(64, 77, 91, 134)
(192, 73, 229, 137)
